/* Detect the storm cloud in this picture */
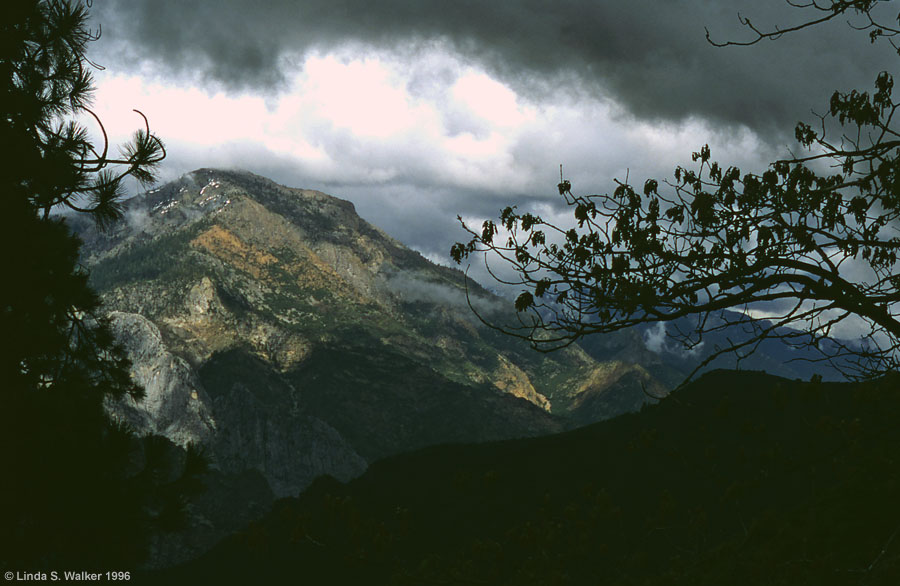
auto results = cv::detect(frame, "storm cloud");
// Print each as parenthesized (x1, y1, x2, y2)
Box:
(93, 0, 892, 139)
(79, 0, 900, 274)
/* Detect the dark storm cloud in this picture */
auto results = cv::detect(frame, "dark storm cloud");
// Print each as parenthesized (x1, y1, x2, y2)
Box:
(94, 0, 894, 140)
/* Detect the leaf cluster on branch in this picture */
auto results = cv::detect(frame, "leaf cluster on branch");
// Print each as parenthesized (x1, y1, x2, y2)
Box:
(453, 0, 900, 382)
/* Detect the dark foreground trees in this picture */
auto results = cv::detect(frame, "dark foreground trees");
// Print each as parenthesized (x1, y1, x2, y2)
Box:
(452, 0, 900, 381)
(1, 0, 200, 569)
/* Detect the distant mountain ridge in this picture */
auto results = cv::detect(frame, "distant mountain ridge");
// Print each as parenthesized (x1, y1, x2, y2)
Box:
(577, 310, 854, 388)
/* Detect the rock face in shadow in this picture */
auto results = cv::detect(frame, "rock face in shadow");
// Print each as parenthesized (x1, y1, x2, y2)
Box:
(197, 348, 368, 496)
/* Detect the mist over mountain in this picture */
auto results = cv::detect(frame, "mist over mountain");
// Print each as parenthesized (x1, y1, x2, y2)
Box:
(579, 311, 854, 387)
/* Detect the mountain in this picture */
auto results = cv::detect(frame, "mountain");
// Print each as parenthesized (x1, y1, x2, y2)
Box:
(70, 169, 669, 563)
(148, 370, 900, 585)
(577, 311, 855, 388)
(68, 168, 869, 572)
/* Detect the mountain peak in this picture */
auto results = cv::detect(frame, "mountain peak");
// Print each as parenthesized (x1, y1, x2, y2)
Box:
(139, 167, 360, 230)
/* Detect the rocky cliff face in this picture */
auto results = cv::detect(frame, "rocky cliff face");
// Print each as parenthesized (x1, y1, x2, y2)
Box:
(107, 307, 369, 491)
(106, 311, 216, 447)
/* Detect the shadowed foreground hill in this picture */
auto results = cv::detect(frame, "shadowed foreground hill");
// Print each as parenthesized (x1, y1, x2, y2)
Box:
(149, 370, 900, 585)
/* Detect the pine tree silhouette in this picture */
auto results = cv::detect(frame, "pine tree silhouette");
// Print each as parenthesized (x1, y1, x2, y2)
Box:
(1, 1, 202, 570)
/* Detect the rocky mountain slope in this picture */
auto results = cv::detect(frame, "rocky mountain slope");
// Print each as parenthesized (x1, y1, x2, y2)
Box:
(72, 169, 666, 499)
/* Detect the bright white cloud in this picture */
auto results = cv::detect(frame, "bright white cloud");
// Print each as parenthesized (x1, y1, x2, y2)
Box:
(87, 75, 272, 145)
(85, 44, 778, 265)
(302, 55, 432, 138)
(450, 71, 536, 128)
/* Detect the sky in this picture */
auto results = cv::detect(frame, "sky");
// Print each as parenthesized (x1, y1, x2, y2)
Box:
(83, 0, 893, 273)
